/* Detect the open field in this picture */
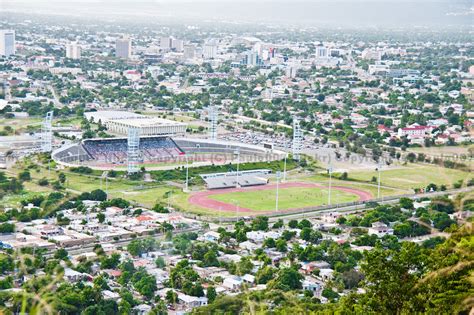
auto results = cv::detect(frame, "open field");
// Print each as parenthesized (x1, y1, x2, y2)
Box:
(346, 164, 471, 191)
(188, 182, 371, 214)
(208, 186, 360, 212)
(408, 145, 473, 157)
(0, 117, 43, 133)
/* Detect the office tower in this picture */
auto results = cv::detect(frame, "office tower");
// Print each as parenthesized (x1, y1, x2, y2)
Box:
(65, 42, 81, 59)
(116, 37, 131, 59)
(0, 30, 15, 57)
(286, 64, 298, 78)
(183, 44, 196, 59)
(203, 42, 218, 59)
(160, 36, 172, 49)
(243, 51, 261, 66)
(316, 46, 328, 58)
(171, 39, 184, 52)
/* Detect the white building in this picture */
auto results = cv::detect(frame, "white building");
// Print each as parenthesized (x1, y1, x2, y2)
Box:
(160, 36, 172, 50)
(0, 30, 15, 57)
(368, 222, 394, 236)
(116, 37, 131, 59)
(171, 38, 184, 52)
(368, 64, 389, 75)
(223, 276, 243, 291)
(84, 111, 187, 136)
(183, 44, 196, 59)
(66, 42, 81, 59)
(315, 46, 328, 58)
(286, 64, 298, 78)
(203, 42, 218, 59)
(398, 125, 433, 138)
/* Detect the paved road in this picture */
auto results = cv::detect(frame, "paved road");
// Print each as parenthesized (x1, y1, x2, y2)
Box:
(44, 227, 201, 258)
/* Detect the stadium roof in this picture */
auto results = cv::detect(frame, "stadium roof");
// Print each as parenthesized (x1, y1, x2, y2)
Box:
(84, 111, 143, 122)
(84, 111, 186, 127)
(202, 172, 270, 189)
(115, 117, 186, 128)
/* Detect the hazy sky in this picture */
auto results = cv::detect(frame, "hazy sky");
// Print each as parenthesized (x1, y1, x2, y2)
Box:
(1, 0, 472, 28)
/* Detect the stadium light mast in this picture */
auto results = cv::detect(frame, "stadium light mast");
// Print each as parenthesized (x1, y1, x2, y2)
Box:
(41, 111, 54, 153)
(184, 154, 189, 192)
(292, 116, 303, 161)
(283, 153, 288, 182)
(234, 148, 240, 188)
(127, 127, 141, 174)
(208, 105, 218, 141)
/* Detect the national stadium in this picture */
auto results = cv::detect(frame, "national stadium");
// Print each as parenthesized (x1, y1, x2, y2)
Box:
(51, 110, 373, 215)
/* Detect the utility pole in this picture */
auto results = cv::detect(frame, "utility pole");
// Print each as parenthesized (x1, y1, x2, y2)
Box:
(283, 153, 287, 182)
(105, 174, 109, 200)
(219, 206, 222, 225)
(168, 191, 172, 210)
(275, 171, 281, 212)
(328, 165, 333, 206)
(184, 154, 189, 192)
(377, 161, 382, 199)
(232, 199, 239, 218)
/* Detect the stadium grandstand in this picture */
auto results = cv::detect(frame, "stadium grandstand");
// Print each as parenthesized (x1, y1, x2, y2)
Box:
(53, 136, 184, 166)
(53, 136, 286, 170)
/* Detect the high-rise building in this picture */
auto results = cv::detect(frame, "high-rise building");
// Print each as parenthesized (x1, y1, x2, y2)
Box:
(316, 46, 328, 58)
(203, 42, 218, 59)
(116, 37, 131, 59)
(171, 39, 184, 52)
(160, 36, 172, 49)
(65, 42, 81, 59)
(242, 51, 261, 66)
(183, 44, 196, 59)
(0, 30, 15, 57)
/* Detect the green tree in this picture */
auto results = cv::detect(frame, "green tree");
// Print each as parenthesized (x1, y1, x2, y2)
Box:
(206, 286, 217, 303)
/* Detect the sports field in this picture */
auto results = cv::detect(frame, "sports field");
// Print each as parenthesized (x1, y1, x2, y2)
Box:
(188, 182, 371, 213)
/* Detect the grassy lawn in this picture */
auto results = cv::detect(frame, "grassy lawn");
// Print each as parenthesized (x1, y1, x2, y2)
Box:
(208, 187, 359, 212)
(0, 117, 43, 133)
(346, 164, 471, 191)
(302, 175, 407, 197)
(110, 186, 178, 208)
(9, 164, 157, 194)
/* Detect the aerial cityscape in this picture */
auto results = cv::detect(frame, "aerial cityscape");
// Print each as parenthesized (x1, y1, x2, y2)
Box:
(0, 0, 472, 314)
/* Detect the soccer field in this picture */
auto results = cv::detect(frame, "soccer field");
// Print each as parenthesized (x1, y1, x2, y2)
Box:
(206, 186, 360, 212)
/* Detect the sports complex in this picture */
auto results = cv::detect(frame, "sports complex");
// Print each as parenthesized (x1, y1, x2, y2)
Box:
(52, 133, 377, 216)
(49, 110, 463, 217)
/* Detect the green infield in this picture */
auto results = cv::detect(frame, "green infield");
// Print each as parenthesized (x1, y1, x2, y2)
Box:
(207, 187, 360, 212)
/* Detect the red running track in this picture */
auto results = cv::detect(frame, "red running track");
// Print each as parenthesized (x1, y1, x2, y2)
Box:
(188, 182, 372, 213)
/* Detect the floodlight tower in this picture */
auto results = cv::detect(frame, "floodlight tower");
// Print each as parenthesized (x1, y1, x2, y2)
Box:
(292, 116, 303, 161)
(208, 105, 218, 141)
(127, 127, 141, 174)
(41, 111, 54, 152)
